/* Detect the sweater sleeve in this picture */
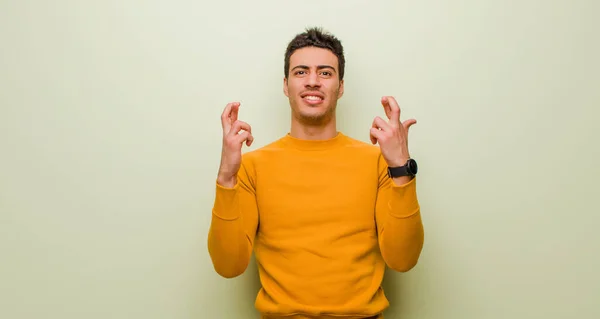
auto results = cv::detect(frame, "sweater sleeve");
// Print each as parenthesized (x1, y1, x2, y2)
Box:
(375, 153, 424, 272)
(207, 158, 259, 278)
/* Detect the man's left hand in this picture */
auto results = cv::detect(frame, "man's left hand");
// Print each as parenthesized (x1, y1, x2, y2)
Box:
(370, 96, 416, 168)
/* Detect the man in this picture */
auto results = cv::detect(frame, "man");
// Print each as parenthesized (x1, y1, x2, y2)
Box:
(208, 27, 424, 319)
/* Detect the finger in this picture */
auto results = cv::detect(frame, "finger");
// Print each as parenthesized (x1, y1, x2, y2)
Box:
(381, 96, 392, 119)
(372, 116, 392, 132)
(230, 103, 239, 123)
(246, 133, 254, 146)
(235, 131, 254, 147)
(382, 96, 401, 126)
(370, 129, 377, 144)
(221, 102, 240, 132)
(369, 127, 383, 144)
(370, 116, 389, 144)
(228, 120, 252, 137)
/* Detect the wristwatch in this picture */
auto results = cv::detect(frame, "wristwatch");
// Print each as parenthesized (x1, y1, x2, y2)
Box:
(387, 159, 418, 178)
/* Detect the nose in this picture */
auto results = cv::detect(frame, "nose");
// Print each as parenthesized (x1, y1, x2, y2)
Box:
(305, 71, 321, 88)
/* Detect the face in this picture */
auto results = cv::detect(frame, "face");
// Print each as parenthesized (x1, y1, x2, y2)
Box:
(284, 46, 344, 126)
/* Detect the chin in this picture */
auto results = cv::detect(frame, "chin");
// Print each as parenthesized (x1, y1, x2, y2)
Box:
(299, 102, 323, 111)
(296, 107, 334, 125)
(299, 102, 326, 114)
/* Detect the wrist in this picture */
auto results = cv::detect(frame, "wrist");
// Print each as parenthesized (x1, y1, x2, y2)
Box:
(387, 157, 418, 179)
(387, 157, 410, 167)
(216, 173, 237, 188)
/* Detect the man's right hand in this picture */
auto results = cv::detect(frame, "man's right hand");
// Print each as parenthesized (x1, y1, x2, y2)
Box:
(217, 102, 254, 188)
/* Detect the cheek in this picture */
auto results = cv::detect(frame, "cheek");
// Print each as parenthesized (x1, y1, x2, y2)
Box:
(289, 85, 302, 97)
(326, 85, 339, 96)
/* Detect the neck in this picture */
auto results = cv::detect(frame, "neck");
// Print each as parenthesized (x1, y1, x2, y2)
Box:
(290, 116, 337, 140)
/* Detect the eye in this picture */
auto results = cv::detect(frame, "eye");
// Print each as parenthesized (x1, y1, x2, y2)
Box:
(321, 71, 332, 76)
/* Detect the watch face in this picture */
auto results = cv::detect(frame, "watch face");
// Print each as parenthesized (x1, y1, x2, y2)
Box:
(408, 159, 418, 174)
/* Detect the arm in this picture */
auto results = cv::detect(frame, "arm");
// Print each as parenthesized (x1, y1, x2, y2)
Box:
(207, 159, 259, 278)
(375, 153, 424, 272)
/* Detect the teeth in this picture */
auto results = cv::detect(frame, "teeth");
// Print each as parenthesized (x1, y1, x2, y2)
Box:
(305, 95, 322, 101)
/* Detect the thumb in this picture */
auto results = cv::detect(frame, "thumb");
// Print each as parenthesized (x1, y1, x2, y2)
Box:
(403, 119, 417, 132)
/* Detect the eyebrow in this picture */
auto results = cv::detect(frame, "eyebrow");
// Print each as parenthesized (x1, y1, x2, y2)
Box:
(291, 65, 337, 73)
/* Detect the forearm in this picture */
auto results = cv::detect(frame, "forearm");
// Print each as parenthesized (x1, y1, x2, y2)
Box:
(208, 215, 252, 278)
(207, 183, 254, 278)
(379, 210, 424, 272)
(377, 178, 424, 272)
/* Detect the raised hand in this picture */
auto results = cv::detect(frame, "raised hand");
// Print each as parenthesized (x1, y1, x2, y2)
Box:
(369, 96, 416, 168)
(217, 102, 254, 187)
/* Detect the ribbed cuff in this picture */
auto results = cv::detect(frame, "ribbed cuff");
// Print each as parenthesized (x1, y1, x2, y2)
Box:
(388, 177, 420, 218)
(212, 182, 240, 220)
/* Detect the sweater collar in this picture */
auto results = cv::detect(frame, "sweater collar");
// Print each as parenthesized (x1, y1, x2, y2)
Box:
(281, 131, 348, 151)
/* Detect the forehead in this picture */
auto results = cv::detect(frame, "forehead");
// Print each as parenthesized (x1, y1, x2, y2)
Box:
(289, 47, 338, 69)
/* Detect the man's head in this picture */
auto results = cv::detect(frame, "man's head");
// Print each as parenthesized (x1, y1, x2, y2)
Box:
(283, 27, 345, 126)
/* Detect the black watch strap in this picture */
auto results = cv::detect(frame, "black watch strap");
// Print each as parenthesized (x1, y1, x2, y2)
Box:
(387, 165, 411, 178)
(387, 159, 418, 178)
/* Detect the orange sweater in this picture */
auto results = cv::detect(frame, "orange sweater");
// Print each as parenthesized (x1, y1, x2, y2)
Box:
(208, 132, 424, 318)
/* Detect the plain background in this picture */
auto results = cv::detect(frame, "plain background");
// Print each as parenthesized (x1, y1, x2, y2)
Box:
(1, 0, 599, 318)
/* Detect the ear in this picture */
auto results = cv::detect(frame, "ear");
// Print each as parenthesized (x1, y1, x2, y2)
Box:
(283, 77, 289, 97)
(337, 79, 344, 98)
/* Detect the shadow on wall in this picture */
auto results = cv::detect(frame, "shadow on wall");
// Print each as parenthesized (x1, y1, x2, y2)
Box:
(233, 256, 262, 316)
(381, 268, 403, 317)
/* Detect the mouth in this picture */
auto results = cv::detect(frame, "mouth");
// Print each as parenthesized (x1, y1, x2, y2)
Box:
(300, 92, 325, 105)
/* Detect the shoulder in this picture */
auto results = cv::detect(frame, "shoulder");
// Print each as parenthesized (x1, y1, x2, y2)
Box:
(240, 136, 287, 165)
(340, 133, 388, 175)
(341, 133, 383, 156)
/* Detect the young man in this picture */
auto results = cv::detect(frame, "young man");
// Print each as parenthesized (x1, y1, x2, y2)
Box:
(208, 27, 424, 319)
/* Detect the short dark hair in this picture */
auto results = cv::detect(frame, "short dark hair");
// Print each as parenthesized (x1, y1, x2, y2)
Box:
(284, 27, 345, 80)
